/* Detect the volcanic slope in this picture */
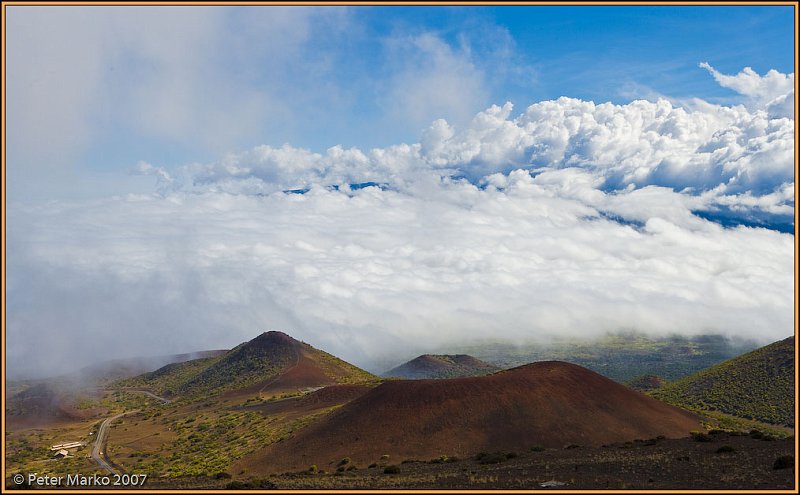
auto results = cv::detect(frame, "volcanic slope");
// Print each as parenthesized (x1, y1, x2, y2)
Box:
(119, 331, 376, 398)
(651, 336, 794, 426)
(6, 383, 107, 428)
(383, 354, 500, 379)
(237, 361, 702, 474)
(626, 374, 666, 392)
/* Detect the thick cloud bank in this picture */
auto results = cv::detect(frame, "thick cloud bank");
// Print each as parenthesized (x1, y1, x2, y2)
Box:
(7, 65, 795, 378)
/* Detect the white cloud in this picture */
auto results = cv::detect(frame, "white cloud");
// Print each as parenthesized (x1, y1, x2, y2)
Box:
(381, 32, 492, 134)
(192, 75, 794, 197)
(5, 6, 353, 172)
(7, 170, 794, 378)
(699, 62, 795, 117)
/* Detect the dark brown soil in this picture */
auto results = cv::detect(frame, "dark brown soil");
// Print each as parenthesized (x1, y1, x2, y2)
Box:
(86, 432, 794, 490)
(268, 432, 796, 490)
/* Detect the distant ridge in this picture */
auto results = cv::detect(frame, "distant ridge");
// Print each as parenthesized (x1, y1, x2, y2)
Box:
(63, 350, 228, 384)
(382, 354, 499, 379)
(238, 361, 701, 474)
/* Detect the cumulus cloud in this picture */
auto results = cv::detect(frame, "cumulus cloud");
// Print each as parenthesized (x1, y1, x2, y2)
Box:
(6, 64, 795, 379)
(699, 62, 795, 118)
(699, 62, 794, 101)
(189, 68, 794, 198)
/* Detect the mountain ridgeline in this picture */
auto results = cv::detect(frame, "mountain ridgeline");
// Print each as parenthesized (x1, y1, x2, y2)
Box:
(382, 354, 500, 379)
(117, 331, 376, 398)
(650, 336, 795, 427)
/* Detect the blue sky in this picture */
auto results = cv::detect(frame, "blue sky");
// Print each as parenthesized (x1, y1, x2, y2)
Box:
(5, 5, 796, 378)
(5, 5, 795, 201)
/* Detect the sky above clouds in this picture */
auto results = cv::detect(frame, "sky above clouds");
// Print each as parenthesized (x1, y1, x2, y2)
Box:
(5, 5, 796, 378)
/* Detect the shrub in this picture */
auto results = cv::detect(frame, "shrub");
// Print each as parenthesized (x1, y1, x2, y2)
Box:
(691, 431, 713, 442)
(773, 455, 794, 470)
(530, 445, 545, 452)
(383, 465, 400, 474)
(338, 457, 350, 466)
(715, 445, 735, 453)
(308, 465, 317, 473)
(749, 429, 763, 439)
(368, 463, 377, 468)
(214, 472, 231, 479)
(225, 479, 276, 489)
(380, 454, 390, 460)
(477, 452, 507, 464)
(565, 444, 581, 449)
(506, 452, 518, 459)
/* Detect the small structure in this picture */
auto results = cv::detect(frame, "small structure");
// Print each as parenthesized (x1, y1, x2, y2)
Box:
(50, 441, 84, 450)
(53, 449, 69, 458)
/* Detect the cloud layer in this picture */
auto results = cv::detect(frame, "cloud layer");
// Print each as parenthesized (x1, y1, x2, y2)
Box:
(6, 65, 795, 378)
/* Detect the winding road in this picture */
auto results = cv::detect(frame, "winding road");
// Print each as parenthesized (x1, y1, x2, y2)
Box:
(91, 411, 130, 475)
(90, 390, 170, 474)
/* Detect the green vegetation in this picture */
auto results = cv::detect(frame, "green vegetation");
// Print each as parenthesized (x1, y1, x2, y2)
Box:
(313, 349, 376, 384)
(225, 479, 277, 489)
(111, 405, 336, 478)
(691, 431, 713, 442)
(177, 338, 292, 396)
(694, 411, 792, 438)
(115, 332, 376, 400)
(651, 337, 794, 426)
(117, 356, 222, 397)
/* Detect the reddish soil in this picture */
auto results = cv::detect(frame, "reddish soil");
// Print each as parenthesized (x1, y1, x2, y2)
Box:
(6, 383, 108, 429)
(245, 384, 373, 416)
(226, 341, 337, 398)
(238, 361, 702, 474)
(384, 354, 498, 379)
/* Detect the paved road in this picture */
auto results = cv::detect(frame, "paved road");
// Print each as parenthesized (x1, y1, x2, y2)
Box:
(130, 389, 171, 404)
(90, 389, 171, 474)
(91, 411, 131, 475)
